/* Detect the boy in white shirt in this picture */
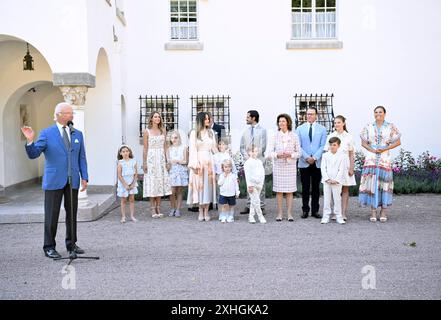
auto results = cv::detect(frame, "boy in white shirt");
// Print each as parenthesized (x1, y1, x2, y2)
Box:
(244, 145, 266, 224)
(218, 159, 240, 223)
(321, 137, 347, 225)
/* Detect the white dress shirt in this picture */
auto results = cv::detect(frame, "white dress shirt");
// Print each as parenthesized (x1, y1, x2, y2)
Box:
(321, 150, 347, 184)
(218, 172, 240, 197)
(244, 157, 265, 188)
(56, 121, 71, 143)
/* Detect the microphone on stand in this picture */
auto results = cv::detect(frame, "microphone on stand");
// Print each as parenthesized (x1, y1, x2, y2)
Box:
(67, 120, 75, 134)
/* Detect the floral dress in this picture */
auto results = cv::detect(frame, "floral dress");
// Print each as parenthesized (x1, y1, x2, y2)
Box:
(358, 122, 401, 209)
(169, 145, 189, 187)
(117, 159, 138, 197)
(143, 129, 172, 197)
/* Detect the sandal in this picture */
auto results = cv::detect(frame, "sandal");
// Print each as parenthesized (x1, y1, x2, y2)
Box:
(120, 217, 126, 223)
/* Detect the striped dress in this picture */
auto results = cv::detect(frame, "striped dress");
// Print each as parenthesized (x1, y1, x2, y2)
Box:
(358, 122, 401, 209)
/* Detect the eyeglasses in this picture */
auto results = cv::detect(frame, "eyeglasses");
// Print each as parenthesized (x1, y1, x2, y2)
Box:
(60, 111, 76, 115)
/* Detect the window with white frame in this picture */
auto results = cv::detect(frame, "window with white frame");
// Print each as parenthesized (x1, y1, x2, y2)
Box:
(292, 0, 336, 39)
(170, 0, 198, 40)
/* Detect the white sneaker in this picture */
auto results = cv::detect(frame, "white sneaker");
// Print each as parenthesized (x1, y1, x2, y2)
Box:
(336, 218, 346, 224)
(259, 216, 267, 224)
(321, 218, 330, 224)
(226, 215, 234, 223)
(248, 215, 256, 224)
(220, 217, 227, 223)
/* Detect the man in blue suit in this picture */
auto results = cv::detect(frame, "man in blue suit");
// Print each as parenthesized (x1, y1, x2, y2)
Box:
(21, 102, 88, 259)
(296, 107, 327, 219)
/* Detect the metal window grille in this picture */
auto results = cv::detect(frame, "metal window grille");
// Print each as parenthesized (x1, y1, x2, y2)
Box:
(139, 95, 179, 137)
(170, 0, 198, 40)
(294, 94, 335, 134)
(190, 95, 230, 134)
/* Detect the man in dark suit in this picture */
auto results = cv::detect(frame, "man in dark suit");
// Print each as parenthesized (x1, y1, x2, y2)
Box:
(21, 102, 88, 259)
(208, 112, 225, 143)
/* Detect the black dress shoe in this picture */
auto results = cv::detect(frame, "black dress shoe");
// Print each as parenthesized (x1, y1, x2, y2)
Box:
(72, 245, 85, 254)
(68, 251, 78, 259)
(311, 212, 322, 219)
(44, 249, 61, 259)
(240, 208, 250, 214)
(301, 212, 309, 219)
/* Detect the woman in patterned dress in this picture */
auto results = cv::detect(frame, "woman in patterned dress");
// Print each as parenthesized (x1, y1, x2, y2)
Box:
(359, 106, 401, 222)
(267, 114, 301, 222)
(324, 115, 356, 221)
(187, 112, 218, 222)
(142, 112, 172, 218)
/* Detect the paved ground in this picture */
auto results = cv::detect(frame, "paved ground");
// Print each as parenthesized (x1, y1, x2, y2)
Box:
(0, 195, 440, 300)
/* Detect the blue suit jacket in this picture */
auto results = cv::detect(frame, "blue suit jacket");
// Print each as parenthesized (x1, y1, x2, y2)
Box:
(25, 124, 88, 190)
(296, 122, 327, 168)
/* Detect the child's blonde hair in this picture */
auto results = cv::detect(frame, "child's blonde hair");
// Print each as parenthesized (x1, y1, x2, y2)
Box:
(169, 130, 182, 146)
(221, 159, 233, 171)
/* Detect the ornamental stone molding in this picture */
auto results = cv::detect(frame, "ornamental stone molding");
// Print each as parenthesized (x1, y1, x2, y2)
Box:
(59, 86, 88, 107)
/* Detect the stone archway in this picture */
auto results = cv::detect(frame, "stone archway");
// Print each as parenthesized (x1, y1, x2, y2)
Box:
(0, 36, 57, 190)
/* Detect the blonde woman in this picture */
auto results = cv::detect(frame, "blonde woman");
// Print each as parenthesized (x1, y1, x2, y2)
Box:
(142, 112, 172, 218)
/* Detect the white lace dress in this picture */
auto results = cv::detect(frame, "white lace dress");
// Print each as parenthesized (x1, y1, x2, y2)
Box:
(142, 129, 172, 197)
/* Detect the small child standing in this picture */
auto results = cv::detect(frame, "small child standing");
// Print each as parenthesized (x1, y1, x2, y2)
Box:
(218, 159, 240, 223)
(168, 130, 189, 217)
(244, 145, 266, 224)
(321, 137, 347, 225)
(117, 145, 138, 223)
(213, 138, 237, 220)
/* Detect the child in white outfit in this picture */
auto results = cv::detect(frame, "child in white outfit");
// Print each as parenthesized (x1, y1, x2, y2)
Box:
(321, 137, 347, 225)
(213, 138, 237, 220)
(244, 145, 266, 224)
(218, 159, 240, 223)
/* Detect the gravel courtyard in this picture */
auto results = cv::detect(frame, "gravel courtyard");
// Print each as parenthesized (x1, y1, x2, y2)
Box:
(1, 195, 440, 300)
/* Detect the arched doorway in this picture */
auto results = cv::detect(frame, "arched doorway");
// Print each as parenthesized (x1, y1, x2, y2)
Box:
(0, 36, 59, 189)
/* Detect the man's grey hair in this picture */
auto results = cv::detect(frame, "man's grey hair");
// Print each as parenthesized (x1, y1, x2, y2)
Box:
(53, 102, 72, 121)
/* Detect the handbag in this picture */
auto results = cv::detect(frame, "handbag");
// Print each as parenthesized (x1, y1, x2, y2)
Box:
(263, 158, 273, 176)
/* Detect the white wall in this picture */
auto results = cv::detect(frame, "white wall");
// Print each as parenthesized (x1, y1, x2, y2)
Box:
(3, 83, 61, 186)
(0, 41, 54, 187)
(0, 0, 89, 73)
(123, 0, 441, 157)
(85, 48, 119, 186)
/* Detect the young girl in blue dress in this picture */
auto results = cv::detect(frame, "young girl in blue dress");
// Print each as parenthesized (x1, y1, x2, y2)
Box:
(168, 130, 189, 217)
(117, 145, 138, 223)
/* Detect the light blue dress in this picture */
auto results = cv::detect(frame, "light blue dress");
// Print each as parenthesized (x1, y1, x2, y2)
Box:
(117, 159, 138, 197)
(169, 145, 189, 187)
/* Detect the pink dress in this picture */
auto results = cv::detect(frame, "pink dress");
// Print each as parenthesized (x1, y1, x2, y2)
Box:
(187, 129, 217, 205)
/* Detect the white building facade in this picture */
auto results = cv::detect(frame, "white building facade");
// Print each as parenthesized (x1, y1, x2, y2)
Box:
(1, 0, 440, 191)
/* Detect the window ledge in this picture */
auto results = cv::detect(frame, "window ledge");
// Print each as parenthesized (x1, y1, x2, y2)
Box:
(286, 40, 343, 50)
(164, 41, 204, 51)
